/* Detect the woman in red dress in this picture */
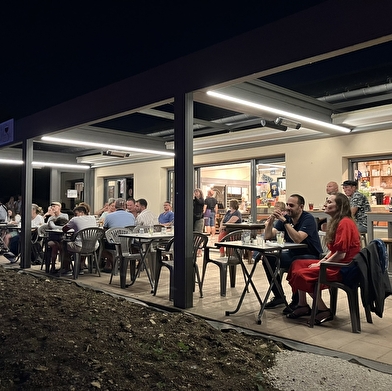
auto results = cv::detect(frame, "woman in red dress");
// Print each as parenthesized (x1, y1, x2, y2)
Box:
(286, 192, 361, 324)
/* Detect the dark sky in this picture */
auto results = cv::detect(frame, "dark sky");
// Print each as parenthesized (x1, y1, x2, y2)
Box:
(0, 1, 327, 123)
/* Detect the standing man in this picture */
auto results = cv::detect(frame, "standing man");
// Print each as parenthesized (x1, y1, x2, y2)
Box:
(342, 180, 371, 233)
(263, 194, 323, 313)
(326, 181, 338, 195)
(158, 201, 174, 226)
(318, 181, 339, 230)
(203, 189, 218, 236)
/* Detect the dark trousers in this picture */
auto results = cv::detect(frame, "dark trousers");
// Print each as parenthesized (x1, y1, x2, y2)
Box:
(263, 251, 318, 303)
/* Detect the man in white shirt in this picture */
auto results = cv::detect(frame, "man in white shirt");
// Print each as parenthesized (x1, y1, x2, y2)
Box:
(135, 198, 158, 226)
(61, 205, 98, 274)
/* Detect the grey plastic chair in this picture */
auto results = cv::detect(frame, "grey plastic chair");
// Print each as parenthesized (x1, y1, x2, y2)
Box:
(69, 227, 105, 279)
(105, 227, 142, 285)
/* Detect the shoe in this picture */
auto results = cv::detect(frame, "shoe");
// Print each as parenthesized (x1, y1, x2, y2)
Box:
(264, 296, 285, 309)
(282, 301, 299, 315)
(286, 304, 311, 319)
(78, 270, 84, 275)
(310, 309, 334, 325)
(58, 269, 72, 276)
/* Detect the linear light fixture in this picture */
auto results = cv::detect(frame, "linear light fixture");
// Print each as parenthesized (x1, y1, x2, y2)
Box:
(0, 158, 89, 169)
(207, 90, 351, 133)
(41, 136, 175, 157)
(102, 150, 131, 158)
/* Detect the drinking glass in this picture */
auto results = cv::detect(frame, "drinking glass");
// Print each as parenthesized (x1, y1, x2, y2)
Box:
(309, 201, 314, 210)
(277, 231, 284, 245)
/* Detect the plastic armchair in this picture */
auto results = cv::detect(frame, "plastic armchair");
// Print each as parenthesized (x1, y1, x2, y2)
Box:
(201, 229, 246, 297)
(153, 232, 208, 300)
(105, 227, 141, 285)
(69, 227, 105, 279)
(309, 258, 372, 333)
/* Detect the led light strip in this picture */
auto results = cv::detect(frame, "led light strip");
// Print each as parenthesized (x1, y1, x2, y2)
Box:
(0, 159, 90, 169)
(207, 90, 351, 133)
(41, 136, 175, 156)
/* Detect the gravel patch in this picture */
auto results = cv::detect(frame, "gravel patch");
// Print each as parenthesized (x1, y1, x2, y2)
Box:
(266, 350, 392, 390)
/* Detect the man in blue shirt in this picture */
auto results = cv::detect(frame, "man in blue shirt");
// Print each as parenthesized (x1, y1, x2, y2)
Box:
(104, 198, 135, 229)
(263, 194, 323, 314)
(158, 201, 174, 226)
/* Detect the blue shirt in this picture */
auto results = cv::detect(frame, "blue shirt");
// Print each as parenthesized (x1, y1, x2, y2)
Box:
(275, 210, 322, 258)
(104, 210, 135, 229)
(158, 211, 174, 225)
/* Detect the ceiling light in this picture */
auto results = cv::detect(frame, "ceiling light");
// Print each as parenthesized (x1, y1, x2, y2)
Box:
(41, 136, 175, 157)
(207, 90, 350, 133)
(275, 117, 301, 130)
(0, 159, 90, 169)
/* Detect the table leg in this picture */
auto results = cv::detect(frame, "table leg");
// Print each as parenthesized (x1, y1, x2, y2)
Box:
(225, 254, 263, 316)
(257, 251, 288, 324)
(126, 239, 154, 289)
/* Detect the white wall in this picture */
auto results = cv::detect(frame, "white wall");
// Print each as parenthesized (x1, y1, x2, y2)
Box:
(93, 129, 392, 213)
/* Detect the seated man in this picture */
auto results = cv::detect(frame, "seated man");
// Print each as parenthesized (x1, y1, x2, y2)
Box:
(263, 194, 323, 314)
(45, 202, 69, 272)
(61, 205, 98, 275)
(104, 198, 135, 229)
(135, 198, 158, 227)
(158, 201, 174, 227)
(102, 198, 136, 272)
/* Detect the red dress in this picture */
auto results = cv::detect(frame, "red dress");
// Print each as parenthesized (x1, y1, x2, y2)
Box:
(287, 217, 361, 293)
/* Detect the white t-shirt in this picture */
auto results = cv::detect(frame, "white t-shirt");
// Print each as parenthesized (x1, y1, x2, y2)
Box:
(65, 215, 97, 246)
(32, 214, 44, 228)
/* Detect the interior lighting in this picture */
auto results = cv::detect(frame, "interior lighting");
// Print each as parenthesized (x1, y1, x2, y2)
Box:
(0, 159, 90, 169)
(41, 136, 175, 157)
(0, 159, 23, 165)
(207, 90, 351, 133)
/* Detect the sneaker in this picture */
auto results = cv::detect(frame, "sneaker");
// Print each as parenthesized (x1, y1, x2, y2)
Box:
(78, 270, 84, 275)
(282, 301, 299, 314)
(58, 269, 72, 276)
(264, 296, 285, 309)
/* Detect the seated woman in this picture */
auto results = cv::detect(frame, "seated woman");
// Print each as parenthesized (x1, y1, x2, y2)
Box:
(286, 192, 361, 324)
(217, 199, 242, 256)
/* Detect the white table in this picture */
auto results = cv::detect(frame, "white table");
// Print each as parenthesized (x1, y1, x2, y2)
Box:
(366, 211, 392, 241)
(118, 231, 174, 289)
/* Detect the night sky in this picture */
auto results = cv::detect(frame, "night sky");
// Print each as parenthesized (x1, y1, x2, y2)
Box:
(0, 1, 327, 204)
(0, 1, 327, 122)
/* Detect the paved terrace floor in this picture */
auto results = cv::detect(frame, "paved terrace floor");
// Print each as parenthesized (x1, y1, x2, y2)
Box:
(2, 238, 392, 374)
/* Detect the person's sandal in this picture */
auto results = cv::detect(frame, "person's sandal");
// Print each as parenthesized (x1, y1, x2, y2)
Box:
(286, 305, 311, 319)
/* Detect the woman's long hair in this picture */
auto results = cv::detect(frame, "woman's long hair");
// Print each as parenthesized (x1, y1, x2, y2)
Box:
(326, 192, 354, 244)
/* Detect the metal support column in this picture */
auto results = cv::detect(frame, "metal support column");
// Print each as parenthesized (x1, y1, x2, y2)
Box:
(173, 92, 194, 309)
(20, 138, 33, 268)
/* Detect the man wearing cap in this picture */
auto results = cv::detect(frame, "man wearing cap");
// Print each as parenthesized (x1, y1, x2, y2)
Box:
(342, 180, 371, 233)
(44, 202, 69, 273)
(103, 198, 135, 229)
(44, 201, 69, 223)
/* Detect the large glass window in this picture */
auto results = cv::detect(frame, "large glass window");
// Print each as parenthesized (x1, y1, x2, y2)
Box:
(350, 155, 392, 205)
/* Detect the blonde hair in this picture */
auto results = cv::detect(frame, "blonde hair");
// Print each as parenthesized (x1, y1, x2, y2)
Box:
(32, 204, 43, 215)
(274, 201, 286, 211)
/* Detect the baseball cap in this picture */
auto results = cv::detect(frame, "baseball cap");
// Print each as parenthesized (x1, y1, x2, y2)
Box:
(342, 180, 357, 187)
(50, 201, 62, 207)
